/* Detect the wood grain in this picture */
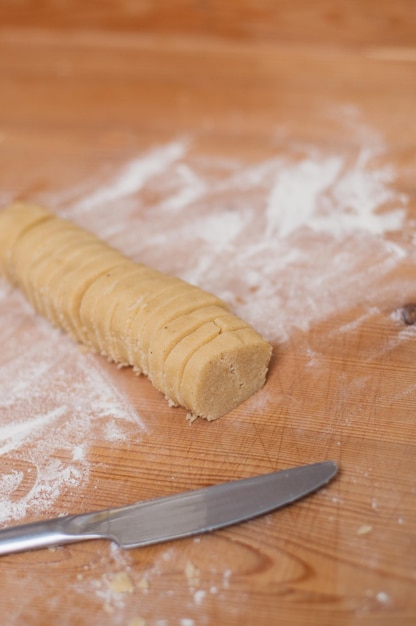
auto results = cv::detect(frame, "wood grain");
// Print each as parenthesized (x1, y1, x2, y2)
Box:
(0, 2, 415, 625)
(1, 0, 416, 48)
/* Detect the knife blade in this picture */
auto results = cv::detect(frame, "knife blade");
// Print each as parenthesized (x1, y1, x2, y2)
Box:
(0, 461, 337, 556)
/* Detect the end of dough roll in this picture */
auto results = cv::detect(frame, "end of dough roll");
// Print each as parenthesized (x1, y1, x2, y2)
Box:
(179, 328, 272, 421)
(0, 202, 273, 421)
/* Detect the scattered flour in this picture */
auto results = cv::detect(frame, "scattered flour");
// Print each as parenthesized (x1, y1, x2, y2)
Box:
(68, 140, 187, 214)
(0, 290, 145, 524)
(376, 591, 391, 605)
(193, 590, 206, 606)
(0, 114, 412, 527)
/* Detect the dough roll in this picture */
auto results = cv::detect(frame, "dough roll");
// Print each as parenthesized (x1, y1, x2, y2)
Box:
(0, 202, 272, 420)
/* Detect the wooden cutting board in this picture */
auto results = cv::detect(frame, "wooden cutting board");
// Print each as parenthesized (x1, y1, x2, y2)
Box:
(0, 3, 415, 625)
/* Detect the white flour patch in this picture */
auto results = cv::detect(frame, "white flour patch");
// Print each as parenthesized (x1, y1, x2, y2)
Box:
(68, 140, 187, 215)
(0, 407, 67, 457)
(265, 156, 344, 237)
(0, 290, 144, 524)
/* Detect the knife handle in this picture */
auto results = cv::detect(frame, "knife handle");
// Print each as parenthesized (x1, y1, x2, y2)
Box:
(0, 516, 101, 556)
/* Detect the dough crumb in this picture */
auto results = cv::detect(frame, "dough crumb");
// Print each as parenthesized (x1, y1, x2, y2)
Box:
(129, 618, 146, 626)
(357, 524, 373, 535)
(137, 575, 150, 591)
(108, 571, 135, 594)
(185, 560, 200, 588)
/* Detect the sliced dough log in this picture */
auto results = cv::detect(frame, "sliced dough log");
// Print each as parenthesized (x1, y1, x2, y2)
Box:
(0, 203, 272, 420)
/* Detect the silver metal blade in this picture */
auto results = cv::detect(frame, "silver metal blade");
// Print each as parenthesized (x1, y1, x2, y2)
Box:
(0, 461, 337, 556)
(70, 460, 337, 548)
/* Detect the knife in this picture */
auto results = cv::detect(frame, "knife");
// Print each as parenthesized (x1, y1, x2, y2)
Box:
(0, 461, 337, 556)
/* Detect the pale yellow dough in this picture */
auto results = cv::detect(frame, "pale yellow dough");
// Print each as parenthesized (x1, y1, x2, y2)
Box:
(0, 203, 272, 420)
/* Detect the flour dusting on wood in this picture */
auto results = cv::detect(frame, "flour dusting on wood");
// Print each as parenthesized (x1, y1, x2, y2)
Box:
(0, 116, 411, 524)
(0, 290, 145, 523)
